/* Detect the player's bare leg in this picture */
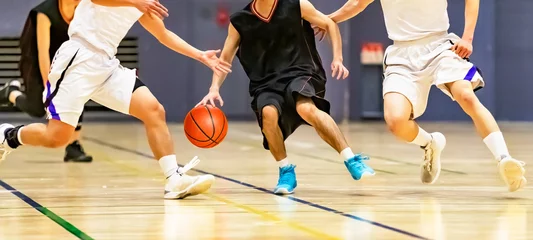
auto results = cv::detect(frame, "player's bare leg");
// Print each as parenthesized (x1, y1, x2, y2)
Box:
(384, 92, 446, 184)
(445, 80, 526, 192)
(129, 86, 214, 199)
(261, 105, 295, 194)
(295, 96, 375, 180)
(0, 80, 92, 162)
(0, 119, 75, 164)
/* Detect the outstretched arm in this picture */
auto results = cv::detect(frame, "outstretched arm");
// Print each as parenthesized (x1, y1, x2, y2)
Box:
(91, 0, 168, 19)
(328, 0, 374, 24)
(139, 14, 231, 76)
(197, 23, 240, 107)
(300, 0, 348, 79)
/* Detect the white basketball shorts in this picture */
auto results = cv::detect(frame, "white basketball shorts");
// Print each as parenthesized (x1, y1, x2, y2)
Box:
(382, 32, 484, 119)
(45, 38, 137, 127)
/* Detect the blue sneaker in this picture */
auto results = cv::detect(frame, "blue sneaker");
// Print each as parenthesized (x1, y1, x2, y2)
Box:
(344, 154, 375, 180)
(274, 164, 297, 194)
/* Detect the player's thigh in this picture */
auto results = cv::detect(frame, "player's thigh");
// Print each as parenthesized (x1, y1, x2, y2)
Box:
(92, 67, 143, 114)
(91, 69, 164, 122)
(383, 71, 431, 120)
(433, 50, 485, 100)
(46, 46, 96, 128)
(254, 91, 284, 127)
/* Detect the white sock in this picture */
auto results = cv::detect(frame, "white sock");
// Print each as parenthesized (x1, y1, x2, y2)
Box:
(278, 158, 289, 168)
(483, 131, 510, 160)
(410, 127, 432, 147)
(159, 155, 179, 178)
(17, 126, 24, 145)
(340, 147, 356, 160)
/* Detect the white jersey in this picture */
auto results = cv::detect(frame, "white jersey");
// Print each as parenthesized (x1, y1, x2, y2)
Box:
(380, 0, 450, 41)
(68, 0, 143, 57)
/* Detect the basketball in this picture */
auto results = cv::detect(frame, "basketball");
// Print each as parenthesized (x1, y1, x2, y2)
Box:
(184, 105, 228, 148)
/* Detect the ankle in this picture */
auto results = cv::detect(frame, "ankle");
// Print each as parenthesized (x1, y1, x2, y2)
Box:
(8, 90, 22, 103)
(5, 125, 24, 149)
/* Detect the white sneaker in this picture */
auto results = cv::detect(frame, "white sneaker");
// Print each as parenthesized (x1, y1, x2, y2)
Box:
(164, 156, 215, 199)
(420, 132, 446, 184)
(0, 123, 15, 162)
(498, 157, 526, 192)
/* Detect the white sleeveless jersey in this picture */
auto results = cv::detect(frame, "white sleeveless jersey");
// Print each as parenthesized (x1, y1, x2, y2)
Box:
(68, 0, 143, 57)
(380, 0, 450, 41)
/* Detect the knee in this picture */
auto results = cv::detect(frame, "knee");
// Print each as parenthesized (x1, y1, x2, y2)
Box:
(295, 99, 317, 121)
(384, 109, 410, 134)
(140, 100, 166, 125)
(261, 106, 279, 130)
(454, 89, 480, 113)
(43, 133, 72, 148)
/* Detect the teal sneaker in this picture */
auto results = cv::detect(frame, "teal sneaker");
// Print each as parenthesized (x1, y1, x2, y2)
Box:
(274, 164, 297, 194)
(344, 154, 375, 180)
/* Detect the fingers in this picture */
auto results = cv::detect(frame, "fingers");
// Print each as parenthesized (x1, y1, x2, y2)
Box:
(319, 30, 326, 42)
(331, 64, 338, 79)
(149, 2, 169, 19)
(209, 98, 215, 107)
(215, 64, 231, 74)
(196, 99, 206, 107)
(336, 65, 343, 79)
(149, 9, 163, 20)
(454, 45, 471, 59)
(218, 97, 224, 107)
(342, 66, 349, 79)
(154, 0, 169, 13)
(450, 43, 458, 51)
(219, 60, 232, 69)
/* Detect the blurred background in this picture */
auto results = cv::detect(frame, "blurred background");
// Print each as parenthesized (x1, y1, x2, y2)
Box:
(0, 0, 531, 123)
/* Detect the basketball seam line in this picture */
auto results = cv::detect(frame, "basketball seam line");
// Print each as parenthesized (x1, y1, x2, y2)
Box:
(203, 115, 227, 148)
(189, 112, 219, 144)
(205, 106, 216, 139)
(184, 130, 212, 143)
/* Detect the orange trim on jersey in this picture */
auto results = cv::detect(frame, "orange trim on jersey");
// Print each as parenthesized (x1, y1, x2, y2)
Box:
(251, 0, 279, 23)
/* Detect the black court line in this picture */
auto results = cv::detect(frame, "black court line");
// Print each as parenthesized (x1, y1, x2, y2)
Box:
(84, 136, 431, 240)
(0, 180, 93, 240)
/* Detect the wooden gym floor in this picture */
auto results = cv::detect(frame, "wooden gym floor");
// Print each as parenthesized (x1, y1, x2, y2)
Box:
(0, 122, 532, 240)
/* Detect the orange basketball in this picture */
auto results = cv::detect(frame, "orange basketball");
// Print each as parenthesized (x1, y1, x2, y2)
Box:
(184, 105, 228, 148)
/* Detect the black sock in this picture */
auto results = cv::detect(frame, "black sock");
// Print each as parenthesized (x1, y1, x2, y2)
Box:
(5, 125, 24, 149)
(14, 95, 46, 118)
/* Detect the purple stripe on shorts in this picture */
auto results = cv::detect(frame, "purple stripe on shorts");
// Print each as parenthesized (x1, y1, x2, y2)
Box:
(46, 81, 60, 120)
(464, 65, 477, 81)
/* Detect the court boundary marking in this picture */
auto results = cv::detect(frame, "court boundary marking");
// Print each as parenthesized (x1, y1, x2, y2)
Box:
(85, 136, 431, 240)
(0, 180, 94, 240)
(94, 151, 340, 240)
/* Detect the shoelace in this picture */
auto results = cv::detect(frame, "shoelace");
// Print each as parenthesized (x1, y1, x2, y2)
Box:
(177, 156, 200, 175)
(347, 154, 370, 169)
(278, 166, 295, 184)
(0, 141, 11, 162)
(278, 171, 294, 184)
(423, 143, 433, 171)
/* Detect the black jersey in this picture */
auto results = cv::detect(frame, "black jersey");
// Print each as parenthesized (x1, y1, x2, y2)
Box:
(19, 0, 69, 86)
(230, 0, 327, 97)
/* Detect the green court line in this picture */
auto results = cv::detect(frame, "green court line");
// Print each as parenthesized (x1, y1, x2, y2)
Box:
(0, 180, 94, 240)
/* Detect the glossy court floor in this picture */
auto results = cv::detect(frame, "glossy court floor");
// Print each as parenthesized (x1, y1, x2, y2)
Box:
(0, 122, 532, 240)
